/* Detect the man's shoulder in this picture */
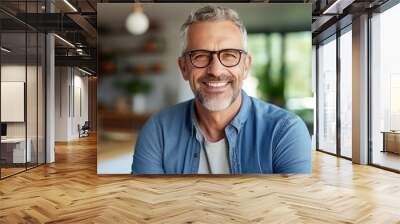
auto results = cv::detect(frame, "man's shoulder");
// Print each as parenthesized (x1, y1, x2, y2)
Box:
(248, 96, 298, 122)
(150, 99, 193, 124)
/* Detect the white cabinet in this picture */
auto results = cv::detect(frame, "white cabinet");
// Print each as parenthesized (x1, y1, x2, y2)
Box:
(1, 138, 31, 163)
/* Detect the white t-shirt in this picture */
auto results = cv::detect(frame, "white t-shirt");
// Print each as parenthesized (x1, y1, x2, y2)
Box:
(198, 138, 231, 174)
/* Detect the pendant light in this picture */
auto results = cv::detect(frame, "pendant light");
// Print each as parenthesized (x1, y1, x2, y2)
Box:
(125, 3, 149, 35)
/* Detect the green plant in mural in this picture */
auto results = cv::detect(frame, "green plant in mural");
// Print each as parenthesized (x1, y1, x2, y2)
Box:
(248, 32, 314, 134)
(253, 33, 287, 108)
(114, 79, 152, 95)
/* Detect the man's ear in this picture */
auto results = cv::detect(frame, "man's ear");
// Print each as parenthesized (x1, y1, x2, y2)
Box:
(178, 57, 190, 81)
(243, 54, 252, 79)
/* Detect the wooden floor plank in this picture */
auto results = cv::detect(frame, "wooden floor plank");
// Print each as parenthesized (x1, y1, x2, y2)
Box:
(0, 135, 400, 223)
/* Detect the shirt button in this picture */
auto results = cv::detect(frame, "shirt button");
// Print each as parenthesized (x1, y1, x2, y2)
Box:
(194, 153, 198, 158)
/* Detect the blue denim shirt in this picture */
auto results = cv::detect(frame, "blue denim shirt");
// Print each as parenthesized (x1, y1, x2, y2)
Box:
(132, 91, 311, 174)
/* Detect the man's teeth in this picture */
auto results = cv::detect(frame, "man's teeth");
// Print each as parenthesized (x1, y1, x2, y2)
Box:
(206, 82, 228, 87)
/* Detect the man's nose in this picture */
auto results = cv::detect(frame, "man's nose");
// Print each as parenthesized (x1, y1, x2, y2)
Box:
(207, 53, 225, 75)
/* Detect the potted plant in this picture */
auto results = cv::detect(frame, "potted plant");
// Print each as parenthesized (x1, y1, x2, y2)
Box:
(115, 79, 152, 113)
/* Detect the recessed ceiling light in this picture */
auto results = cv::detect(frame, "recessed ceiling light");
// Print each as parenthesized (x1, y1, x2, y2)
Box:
(78, 67, 93, 76)
(1, 47, 11, 53)
(322, 0, 354, 15)
(54, 34, 75, 48)
(63, 0, 78, 12)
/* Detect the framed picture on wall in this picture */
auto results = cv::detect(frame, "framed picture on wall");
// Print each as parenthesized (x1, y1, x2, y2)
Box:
(1, 81, 25, 122)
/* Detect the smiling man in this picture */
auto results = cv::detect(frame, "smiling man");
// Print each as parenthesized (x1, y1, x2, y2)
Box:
(132, 5, 311, 174)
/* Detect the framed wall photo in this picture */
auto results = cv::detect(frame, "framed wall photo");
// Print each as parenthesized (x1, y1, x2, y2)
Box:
(1, 81, 25, 122)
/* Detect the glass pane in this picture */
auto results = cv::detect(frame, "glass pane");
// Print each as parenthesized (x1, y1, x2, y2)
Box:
(317, 37, 337, 154)
(340, 29, 352, 158)
(1, 30, 27, 177)
(371, 4, 400, 171)
(27, 30, 38, 169)
(38, 33, 45, 165)
(26, 0, 39, 169)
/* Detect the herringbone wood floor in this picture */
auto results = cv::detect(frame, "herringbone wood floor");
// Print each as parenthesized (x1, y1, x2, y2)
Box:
(1, 135, 400, 224)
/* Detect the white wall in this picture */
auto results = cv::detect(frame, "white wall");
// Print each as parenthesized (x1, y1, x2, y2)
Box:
(71, 73, 89, 138)
(1, 65, 31, 138)
(55, 67, 89, 141)
(55, 67, 68, 141)
(1, 63, 46, 163)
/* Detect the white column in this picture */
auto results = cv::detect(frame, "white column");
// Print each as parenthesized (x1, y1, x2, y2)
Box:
(45, 1, 55, 163)
(312, 45, 317, 151)
(46, 33, 55, 163)
(352, 14, 369, 164)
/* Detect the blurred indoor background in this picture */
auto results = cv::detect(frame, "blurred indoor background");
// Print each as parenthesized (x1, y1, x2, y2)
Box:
(97, 3, 312, 174)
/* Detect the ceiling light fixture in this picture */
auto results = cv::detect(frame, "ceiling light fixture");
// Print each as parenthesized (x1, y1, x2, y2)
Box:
(63, 0, 78, 12)
(54, 34, 75, 48)
(125, 3, 149, 35)
(322, 0, 354, 15)
(1, 47, 11, 53)
(76, 48, 87, 56)
(78, 67, 93, 76)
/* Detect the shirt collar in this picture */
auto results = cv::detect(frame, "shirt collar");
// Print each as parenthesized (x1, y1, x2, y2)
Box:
(189, 90, 251, 136)
(230, 90, 251, 131)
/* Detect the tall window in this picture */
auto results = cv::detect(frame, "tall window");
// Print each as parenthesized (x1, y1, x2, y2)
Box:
(339, 29, 352, 158)
(317, 37, 337, 154)
(371, 3, 400, 171)
(0, 1, 47, 179)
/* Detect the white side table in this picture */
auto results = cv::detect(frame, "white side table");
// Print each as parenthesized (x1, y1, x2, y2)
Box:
(1, 138, 31, 163)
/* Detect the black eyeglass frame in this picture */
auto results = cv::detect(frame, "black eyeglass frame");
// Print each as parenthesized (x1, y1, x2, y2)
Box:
(182, 48, 247, 68)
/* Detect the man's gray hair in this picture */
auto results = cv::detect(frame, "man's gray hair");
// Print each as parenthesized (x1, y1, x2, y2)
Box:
(179, 5, 248, 54)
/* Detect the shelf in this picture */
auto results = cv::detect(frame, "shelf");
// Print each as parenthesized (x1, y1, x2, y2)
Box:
(99, 110, 154, 131)
(100, 60, 164, 76)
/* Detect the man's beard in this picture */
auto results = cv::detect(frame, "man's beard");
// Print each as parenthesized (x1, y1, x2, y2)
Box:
(191, 74, 241, 112)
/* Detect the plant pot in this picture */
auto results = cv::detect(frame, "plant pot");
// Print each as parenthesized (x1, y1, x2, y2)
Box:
(132, 94, 147, 113)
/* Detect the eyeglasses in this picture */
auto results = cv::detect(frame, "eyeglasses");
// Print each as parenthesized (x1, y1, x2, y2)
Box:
(182, 48, 247, 68)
